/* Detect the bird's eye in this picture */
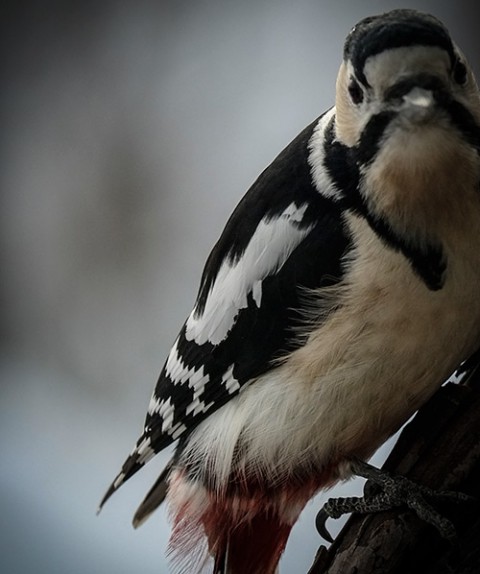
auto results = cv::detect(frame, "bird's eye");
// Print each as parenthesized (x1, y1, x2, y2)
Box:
(453, 60, 467, 85)
(348, 79, 364, 104)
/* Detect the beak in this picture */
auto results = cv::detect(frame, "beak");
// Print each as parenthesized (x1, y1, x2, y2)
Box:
(401, 87, 436, 122)
(402, 87, 435, 109)
(385, 74, 445, 123)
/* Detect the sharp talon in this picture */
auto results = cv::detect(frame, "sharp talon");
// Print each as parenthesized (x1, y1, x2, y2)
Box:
(316, 507, 334, 543)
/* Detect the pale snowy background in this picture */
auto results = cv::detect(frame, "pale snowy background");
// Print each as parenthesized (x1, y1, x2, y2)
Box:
(1, 1, 477, 573)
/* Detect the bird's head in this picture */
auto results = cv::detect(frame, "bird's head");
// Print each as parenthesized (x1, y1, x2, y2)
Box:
(334, 10, 480, 229)
(335, 9, 480, 156)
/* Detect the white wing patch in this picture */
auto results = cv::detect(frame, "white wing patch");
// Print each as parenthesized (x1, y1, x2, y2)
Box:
(185, 203, 314, 345)
(308, 107, 342, 200)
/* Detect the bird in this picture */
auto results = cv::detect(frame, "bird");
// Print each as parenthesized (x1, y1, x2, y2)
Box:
(99, 9, 480, 574)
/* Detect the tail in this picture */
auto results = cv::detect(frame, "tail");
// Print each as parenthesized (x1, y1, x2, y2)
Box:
(166, 469, 310, 574)
(133, 460, 173, 527)
(97, 432, 171, 514)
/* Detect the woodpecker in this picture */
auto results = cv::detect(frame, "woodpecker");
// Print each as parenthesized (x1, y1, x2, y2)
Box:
(99, 9, 480, 574)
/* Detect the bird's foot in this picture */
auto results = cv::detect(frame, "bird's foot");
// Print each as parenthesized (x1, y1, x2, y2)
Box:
(316, 458, 474, 544)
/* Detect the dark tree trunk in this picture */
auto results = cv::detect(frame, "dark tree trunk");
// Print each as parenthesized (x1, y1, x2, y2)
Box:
(308, 356, 480, 574)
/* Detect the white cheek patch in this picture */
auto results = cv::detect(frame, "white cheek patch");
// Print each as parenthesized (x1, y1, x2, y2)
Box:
(185, 203, 314, 345)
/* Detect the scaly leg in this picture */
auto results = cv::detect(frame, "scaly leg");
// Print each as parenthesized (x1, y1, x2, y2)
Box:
(316, 458, 473, 543)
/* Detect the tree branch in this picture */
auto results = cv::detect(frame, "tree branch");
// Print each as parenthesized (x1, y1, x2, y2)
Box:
(308, 356, 480, 574)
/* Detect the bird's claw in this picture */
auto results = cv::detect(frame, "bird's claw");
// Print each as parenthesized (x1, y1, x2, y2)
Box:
(314, 459, 476, 544)
(315, 507, 334, 543)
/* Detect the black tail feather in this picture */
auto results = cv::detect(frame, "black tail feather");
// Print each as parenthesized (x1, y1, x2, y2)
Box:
(133, 459, 174, 527)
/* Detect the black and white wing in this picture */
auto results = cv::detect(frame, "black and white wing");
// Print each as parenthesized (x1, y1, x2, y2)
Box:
(99, 108, 353, 508)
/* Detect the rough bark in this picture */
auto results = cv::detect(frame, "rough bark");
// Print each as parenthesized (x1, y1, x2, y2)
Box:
(308, 356, 480, 574)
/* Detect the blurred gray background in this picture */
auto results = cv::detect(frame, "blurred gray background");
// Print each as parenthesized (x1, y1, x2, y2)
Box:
(1, 1, 478, 573)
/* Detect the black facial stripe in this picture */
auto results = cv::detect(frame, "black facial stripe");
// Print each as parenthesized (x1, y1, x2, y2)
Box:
(340, 185, 446, 291)
(357, 97, 480, 169)
(323, 115, 447, 290)
(350, 107, 450, 290)
(356, 111, 397, 167)
(358, 205, 446, 290)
